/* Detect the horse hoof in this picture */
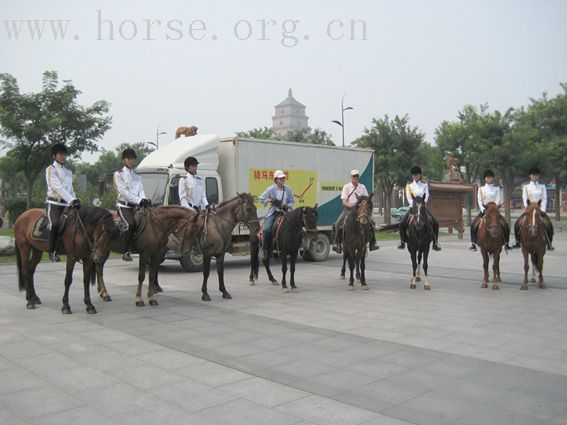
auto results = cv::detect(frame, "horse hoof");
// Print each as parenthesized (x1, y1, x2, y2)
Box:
(415, 277, 421, 282)
(347, 284, 354, 291)
(481, 283, 488, 289)
(61, 306, 72, 314)
(149, 299, 159, 306)
(361, 284, 369, 290)
(492, 285, 500, 290)
(291, 287, 300, 293)
(339, 275, 345, 280)
(410, 284, 416, 289)
(282, 287, 290, 293)
(135, 300, 145, 307)
(222, 292, 232, 300)
(424, 285, 431, 290)
(202, 293, 211, 302)
(102, 295, 112, 302)
(153, 284, 164, 293)
(529, 278, 536, 283)
(249, 280, 255, 286)
(539, 284, 546, 289)
(26, 302, 36, 310)
(520, 285, 528, 290)
(270, 280, 279, 286)
(86, 306, 97, 314)
(30, 295, 42, 305)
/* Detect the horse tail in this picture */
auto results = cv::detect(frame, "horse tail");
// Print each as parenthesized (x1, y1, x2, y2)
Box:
(15, 241, 25, 292)
(530, 252, 539, 272)
(90, 265, 97, 287)
(380, 223, 400, 232)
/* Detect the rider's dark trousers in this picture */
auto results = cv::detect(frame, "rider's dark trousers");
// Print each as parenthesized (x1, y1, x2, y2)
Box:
(117, 206, 136, 253)
(46, 203, 65, 254)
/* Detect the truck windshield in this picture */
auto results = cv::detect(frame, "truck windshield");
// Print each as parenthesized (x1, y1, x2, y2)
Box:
(138, 173, 168, 206)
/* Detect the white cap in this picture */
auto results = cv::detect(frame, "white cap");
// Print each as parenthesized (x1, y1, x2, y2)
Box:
(350, 169, 360, 176)
(273, 170, 286, 179)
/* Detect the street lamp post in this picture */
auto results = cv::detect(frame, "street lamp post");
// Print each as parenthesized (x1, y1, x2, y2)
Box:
(331, 94, 354, 147)
(150, 124, 167, 150)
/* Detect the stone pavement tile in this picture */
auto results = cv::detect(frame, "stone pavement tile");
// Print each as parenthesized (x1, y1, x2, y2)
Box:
(359, 415, 416, 425)
(308, 368, 379, 391)
(506, 354, 567, 375)
(110, 402, 207, 425)
(0, 367, 46, 395)
(309, 348, 370, 368)
(111, 365, 187, 391)
(272, 359, 334, 379)
(0, 355, 17, 372)
(233, 350, 299, 369)
(387, 368, 458, 390)
(13, 350, 82, 373)
(548, 408, 567, 425)
(460, 364, 536, 390)
(74, 382, 159, 416)
(397, 391, 483, 423)
(79, 350, 148, 372)
(40, 365, 120, 393)
(219, 377, 310, 407)
(274, 343, 336, 359)
(423, 356, 485, 378)
(331, 390, 394, 413)
(515, 373, 567, 402)
(247, 335, 315, 351)
(194, 398, 302, 425)
(25, 406, 121, 425)
(0, 339, 51, 361)
(377, 348, 446, 368)
(358, 379, 428, 405)
(134, 349, 207, 370)
(0, 386, 81, 418)
(0, 405, 26, 425)
(346, 359, 409, 379)
(212, 341, 268, 358)
(276, 394, 379, 425)
(103, 337, 166, 356)
(0, 330, 25, 344)
(147, 379, 238, 412)
(455, 404, 548, 425)
(175, 362, 252, 387)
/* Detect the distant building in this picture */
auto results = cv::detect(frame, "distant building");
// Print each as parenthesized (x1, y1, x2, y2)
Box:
(271, 88, 309, 137)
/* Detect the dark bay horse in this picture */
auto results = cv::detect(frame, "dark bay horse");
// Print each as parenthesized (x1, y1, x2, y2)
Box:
(14, 207, 117, 313)
(476, 202, 505, 290)
(518, 200, 547, 290)
(250, 205, 318, 293)
(198, 193, 260, 301)
(341, 196, 372, 290)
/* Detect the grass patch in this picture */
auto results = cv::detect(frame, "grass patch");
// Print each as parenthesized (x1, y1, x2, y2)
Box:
(0, 251, 123, 265)
(0, 229, 14, 237)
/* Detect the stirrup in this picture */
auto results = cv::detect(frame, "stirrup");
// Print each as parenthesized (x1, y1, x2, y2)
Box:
(49, 252, 60, 262)
(259, 248, 268, 261)
(512, 241, 521, 249)
(548, 245, 555, 251)
(433, 243, 442, 251)
(332, 244, 342, 254)
(368, 243, 379, 251)
(469, 244, 477, 251)
(122, 252, 133, 262)
(398, 242, 406, 250)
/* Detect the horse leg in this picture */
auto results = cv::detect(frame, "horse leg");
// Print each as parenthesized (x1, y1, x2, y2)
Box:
(281, 254, 290, 293)
(27, 248, 43, 307)
(538, 254, 545, 289)
(62, 258, 75, 314)
(136, 255, 146, 306)
(416, 251, 422, 282)
(96, 263, 112, 302)
(410, 249, 417, 289)
(347, 254, 355, 290)
(481, 249, 489, 288)
(530, 253, 537, 283)
(290, 252, 299, 293)
(264, 249, 278, 285)
(423, 248, 431, 290)
(355, 252, 361, 283)
(492, 251, 500, 290)
(147, 260, 159, 306)
(201, 256, 212, 301)
(217, 254, 232, 299)
(340, 252, 346, 280)
(521, 247, 529, 290)
(82, 261, 97, 314)
(360, 251, 368, 289)
(249, 238, 259, 286)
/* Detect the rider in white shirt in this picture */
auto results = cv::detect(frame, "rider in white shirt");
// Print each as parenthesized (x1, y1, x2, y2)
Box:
(398, 166, 441, 251)
(113, 148, 151, 261)
(45, 143, 81, 262)
(179, 156, 210, 213)
(332, 169, 379, 253)
(469, 170, 511, 251)
(513, 166, 554, 250)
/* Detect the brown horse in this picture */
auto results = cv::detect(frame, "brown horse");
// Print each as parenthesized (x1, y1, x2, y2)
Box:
(14, 207, 118, 313)
(518, 200, 547, 290)
(198, 193, 259, 301)
(476, 202, 505, 290)
(341, 196, 372, 290)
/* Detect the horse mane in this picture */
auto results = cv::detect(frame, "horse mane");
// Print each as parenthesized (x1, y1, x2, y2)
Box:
(216, 193, 253, 209)
(78, 207, 113, 227)
(285, 207, 304, 228)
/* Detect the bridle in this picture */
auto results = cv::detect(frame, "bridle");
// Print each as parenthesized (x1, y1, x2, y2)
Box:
(357, 200, 370, 223)
(301, 207, 318, 233)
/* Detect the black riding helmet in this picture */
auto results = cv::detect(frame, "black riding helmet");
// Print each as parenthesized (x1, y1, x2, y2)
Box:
(483, 169, 495, 179)
(50, 143, 69, 156)
(410, 165, 422, 176)
(528, 166, 541, 176)
(122, 148, 137, 160)
(184, 156, 199, 169)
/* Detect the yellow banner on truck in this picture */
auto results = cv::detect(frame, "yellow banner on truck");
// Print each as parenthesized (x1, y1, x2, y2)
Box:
(249, 168, 318, 208)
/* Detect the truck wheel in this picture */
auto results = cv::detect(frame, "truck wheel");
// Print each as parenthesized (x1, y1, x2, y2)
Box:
(179, 249, 203, 272)
(303, 233, 330, 262)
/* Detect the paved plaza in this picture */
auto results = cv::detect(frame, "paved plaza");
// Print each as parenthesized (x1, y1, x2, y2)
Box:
(1, 232, 566, 425)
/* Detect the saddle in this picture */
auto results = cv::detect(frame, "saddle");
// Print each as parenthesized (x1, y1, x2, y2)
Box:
(258, 213, 287, 249)
(31, 212, 70, 241)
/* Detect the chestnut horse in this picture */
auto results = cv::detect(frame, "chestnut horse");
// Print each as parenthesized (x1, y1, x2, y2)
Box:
(518, 200, 547, 290)
(476, 202, 505, 290)
(14, 207, 118, 313)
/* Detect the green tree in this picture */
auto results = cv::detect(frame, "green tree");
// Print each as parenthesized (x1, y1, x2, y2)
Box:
(0, 71, 111, 208)
(236, 127, 274, 139)
(353, 114, 425, 224)
(282, 127, 335, 146)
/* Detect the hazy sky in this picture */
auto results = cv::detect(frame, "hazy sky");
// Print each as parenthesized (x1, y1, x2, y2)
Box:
(2, 0, 566, 161)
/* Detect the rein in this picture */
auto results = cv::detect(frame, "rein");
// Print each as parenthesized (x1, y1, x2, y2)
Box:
(72, 209, 93, 263)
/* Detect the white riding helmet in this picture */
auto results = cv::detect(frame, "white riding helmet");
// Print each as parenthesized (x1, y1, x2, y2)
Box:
(273, 170, 286, 179)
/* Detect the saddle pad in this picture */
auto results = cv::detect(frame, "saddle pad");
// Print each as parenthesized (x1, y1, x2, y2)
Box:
(31, 216, 49, 241)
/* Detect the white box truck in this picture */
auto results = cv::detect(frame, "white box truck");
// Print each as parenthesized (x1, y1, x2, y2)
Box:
(136, 134, 374, 271)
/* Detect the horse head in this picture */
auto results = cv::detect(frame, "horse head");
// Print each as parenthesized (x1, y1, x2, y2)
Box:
(235, 193, 260, 233)
(356, 195, 373, 226)
(410, 195, 426, 230)
(82, 208, 117, 264)
(300, 206, 319, 239)
(525, 200, 543, 238)
(483, 202, 503, 239)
